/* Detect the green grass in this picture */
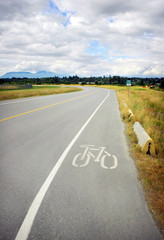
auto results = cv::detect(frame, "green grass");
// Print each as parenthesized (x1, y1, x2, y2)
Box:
(32, 85, 61, 89)
(0, 85, 61, 91)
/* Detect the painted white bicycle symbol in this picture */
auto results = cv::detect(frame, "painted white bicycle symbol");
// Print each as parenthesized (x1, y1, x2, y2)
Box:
(72, 145, 118, 170)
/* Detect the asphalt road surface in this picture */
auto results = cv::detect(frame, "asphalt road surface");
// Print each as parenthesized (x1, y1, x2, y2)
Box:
(0, 87, 162, 240)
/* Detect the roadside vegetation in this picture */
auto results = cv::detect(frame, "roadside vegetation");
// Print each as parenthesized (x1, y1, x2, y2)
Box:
(0, 85, 82, 100)
(1, 75, 163, 87)
(100, 85, 164, 233)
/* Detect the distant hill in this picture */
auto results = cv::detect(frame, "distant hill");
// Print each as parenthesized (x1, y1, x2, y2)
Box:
(0, 71, 63, 79)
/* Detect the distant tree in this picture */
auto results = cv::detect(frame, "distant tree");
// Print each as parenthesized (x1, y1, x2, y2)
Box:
(160, 78, 164, 88)
(140, 78, 144, 86)
(81, 81, 86, 85)
(72, 75, 79, 84)
(36, 78, 41, 85)
(54, 77, 60, 84)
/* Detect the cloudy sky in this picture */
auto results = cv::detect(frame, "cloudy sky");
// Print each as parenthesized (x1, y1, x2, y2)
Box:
(0, 0, 164, 77)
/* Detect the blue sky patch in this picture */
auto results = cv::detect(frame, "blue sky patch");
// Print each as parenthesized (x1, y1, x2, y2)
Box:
(47, 1, 74, 27)
(107, 17, 114, 23)
(143, 32, 154, 39)
(63, 18, 70, 27)
(87, 40, 109, 58)
(49, 1, 67, 16)
(87, 41, 139, 62)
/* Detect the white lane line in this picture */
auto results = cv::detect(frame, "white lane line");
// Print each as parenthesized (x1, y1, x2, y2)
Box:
(15, 91, 110, 240)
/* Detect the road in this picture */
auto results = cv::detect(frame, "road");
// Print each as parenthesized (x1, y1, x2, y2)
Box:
(0, 87, 162, 240)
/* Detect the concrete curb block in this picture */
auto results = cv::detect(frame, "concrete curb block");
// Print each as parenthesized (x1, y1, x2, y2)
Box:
(133, 121, 156, 157)
(128, 109, 134, 119)
(122, 101, 134, 120)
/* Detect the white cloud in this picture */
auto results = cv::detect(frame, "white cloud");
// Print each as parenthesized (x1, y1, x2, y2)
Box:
(0, 0, 164, 76)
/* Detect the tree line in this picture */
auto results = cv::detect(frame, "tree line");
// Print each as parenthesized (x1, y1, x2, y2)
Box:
(0, 75, 163, 88)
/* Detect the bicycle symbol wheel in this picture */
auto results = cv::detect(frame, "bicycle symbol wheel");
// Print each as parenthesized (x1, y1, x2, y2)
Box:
(72, 153, 90, 167)
(100, 152, 118, 170)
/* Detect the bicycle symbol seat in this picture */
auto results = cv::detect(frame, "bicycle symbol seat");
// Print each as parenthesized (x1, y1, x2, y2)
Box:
(72, 145, 118, 170)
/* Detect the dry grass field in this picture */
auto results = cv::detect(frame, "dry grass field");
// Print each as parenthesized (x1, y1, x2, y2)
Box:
(0, 85, 82, 100)
(101, 85, 164, 233)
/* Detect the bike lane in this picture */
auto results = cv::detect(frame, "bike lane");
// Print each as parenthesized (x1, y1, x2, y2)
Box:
(28, 90, 162, 240)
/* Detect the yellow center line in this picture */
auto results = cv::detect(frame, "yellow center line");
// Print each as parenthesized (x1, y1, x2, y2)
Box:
(0, 90, 98, 122)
